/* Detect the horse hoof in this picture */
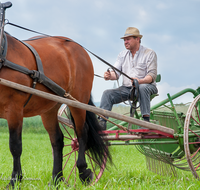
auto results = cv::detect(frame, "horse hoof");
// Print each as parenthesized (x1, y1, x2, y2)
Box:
(79, 169, 94, 185)
(6, 175, 23, 190)
(6, 183, 21, 190)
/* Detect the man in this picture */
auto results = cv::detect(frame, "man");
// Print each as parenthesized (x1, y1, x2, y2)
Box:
(99, 27, 158, 130)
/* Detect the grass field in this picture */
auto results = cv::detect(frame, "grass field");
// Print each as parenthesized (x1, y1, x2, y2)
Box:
(0, 105, 200, 189)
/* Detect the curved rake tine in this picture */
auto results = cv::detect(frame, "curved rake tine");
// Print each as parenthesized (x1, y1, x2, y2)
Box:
(191, 154, 200, 171)
(191, 151, 200, 160)
(195, 162, 200, 171)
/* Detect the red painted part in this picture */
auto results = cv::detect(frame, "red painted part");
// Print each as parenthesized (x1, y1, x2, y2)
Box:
(71, 138, 79, 150)
(101, 129, 174, 139)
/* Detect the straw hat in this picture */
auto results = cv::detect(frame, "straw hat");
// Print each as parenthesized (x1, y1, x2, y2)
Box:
(120, 27, 143, 39)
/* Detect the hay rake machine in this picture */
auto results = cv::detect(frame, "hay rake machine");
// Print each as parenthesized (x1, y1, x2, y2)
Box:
(57, 77, 200, 185)
(0, 1, 199, 187)
(1, 76, 200, 186)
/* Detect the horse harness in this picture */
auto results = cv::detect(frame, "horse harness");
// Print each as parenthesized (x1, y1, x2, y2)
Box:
(0, 2, 139, 110)
(0, 32, 68, 107)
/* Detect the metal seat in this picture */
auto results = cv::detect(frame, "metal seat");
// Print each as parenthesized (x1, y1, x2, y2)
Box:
(150, 74, 161, 100)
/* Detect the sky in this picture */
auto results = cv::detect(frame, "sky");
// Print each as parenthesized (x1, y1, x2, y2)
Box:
(3, 0, 200, 107)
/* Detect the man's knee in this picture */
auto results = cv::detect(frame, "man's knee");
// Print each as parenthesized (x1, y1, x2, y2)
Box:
(102, 89, 114, 99)
(139, 84, 149, 93)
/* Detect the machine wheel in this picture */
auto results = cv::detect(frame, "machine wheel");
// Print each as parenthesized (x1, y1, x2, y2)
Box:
(58, 104, 107, 186)
(184, 94, 200, 179)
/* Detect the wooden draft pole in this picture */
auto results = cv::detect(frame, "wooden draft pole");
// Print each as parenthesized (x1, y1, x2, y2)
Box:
(0, 78, 174, 135)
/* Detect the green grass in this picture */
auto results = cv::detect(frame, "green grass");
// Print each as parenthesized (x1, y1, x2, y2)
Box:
(0, 131, 200, 189)
(0, 116, 46, 134)
(0, 132, 52, 189)
(1, 104, 200, 189)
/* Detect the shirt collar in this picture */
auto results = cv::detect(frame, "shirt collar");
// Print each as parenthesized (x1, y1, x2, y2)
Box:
(135, 45, 142, 55)
(128, 45, 141, 58)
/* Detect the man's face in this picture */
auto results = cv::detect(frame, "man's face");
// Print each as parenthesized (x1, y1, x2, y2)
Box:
(124, 36, 139, 50)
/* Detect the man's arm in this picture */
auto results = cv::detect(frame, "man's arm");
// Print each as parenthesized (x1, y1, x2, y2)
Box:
(104, 70, 119, 80)
(132, 50, 157, 84)
(132, 75, 153, 84)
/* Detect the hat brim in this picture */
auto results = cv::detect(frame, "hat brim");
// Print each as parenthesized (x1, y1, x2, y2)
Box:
(120, 34, 143, 39)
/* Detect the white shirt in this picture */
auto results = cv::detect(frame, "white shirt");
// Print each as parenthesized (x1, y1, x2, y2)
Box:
(114, 45, 157, 87)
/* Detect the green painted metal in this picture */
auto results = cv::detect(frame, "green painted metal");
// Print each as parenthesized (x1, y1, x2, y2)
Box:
(151, 110, 184, 132)
(107, 86, 200, 166)
(109, 87, 200, 131)
(167, 93, 182, 131)
(155, 74, 161, 83)
(150, 87, 200, 111)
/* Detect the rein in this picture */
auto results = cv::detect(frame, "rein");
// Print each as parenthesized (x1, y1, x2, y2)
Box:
(5, 20, 139, 113)
(6, 21, 133, 82)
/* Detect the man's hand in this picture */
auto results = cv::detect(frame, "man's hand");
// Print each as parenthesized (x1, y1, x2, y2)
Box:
(104, 70, 111, 80)
(131, 77, 140, 84)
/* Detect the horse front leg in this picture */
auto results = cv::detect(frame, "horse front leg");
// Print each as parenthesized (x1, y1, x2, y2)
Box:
(51, 127, 64, 183)
(6, 113, 23, 189)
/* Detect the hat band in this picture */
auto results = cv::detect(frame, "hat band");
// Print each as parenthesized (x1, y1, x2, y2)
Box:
(124, 33, 138, 37)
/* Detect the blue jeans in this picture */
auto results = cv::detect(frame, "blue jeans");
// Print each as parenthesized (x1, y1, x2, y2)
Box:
(99, 84, 158, 120)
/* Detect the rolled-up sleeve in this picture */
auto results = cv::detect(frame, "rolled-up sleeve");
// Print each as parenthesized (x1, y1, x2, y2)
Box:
(147, 51, 157, 82)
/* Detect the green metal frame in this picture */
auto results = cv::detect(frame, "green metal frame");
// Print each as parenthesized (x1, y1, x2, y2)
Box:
(107, 84, 200, 148)
(109, 87, 200, 131)
(104, 77, 200, 175)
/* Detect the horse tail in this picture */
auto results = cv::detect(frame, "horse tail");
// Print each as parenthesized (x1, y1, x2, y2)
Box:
(86, 96, 112, 167)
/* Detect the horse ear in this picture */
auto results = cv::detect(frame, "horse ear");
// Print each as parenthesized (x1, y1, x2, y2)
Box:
(1, 2, 12, 9)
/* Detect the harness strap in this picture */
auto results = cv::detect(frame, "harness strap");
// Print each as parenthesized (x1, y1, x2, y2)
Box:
(0, 33, 8, 69)
(1, 32, 67, 98)
(1, 33, 7, 58)
(21, 41, 44, 78)
(3, 59, 34, 75)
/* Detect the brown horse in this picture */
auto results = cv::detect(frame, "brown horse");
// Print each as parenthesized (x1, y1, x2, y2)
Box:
(0, 32, 111, 188)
